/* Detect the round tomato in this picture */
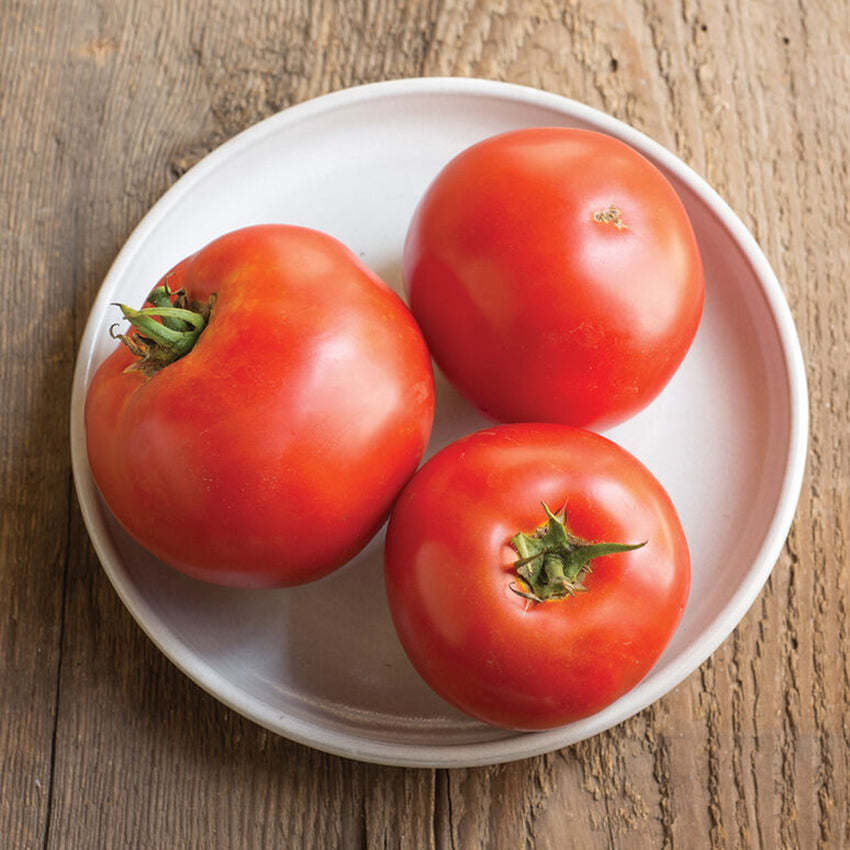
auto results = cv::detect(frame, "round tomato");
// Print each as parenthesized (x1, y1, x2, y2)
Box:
(384, 424, 690, 730)
(85, 224, 435, 588)
(403, 127, 704, 430)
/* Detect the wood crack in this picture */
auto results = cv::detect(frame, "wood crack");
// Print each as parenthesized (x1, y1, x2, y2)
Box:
(434, 769, 456, 850)
(41, 471, 75, 850)
(647, 709, 674, 850)
(780, 540, 802, 850)
(699, 659, 725, 848)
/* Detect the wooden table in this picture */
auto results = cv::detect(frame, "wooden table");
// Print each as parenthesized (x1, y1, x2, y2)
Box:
(2, 1, 846, 847)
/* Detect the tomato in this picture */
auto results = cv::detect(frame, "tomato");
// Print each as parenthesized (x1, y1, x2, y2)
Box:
(85, 224, 435, 588)
(403, 127, 704, 430)
(384, 423, 690, 730)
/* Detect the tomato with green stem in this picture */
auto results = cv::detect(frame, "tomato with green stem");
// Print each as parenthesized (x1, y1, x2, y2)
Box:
(85, 224, 435, 588)
(384, 423, 690, 730)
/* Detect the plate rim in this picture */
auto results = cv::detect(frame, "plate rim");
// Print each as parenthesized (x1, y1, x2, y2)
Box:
(70, 76, 809, 768)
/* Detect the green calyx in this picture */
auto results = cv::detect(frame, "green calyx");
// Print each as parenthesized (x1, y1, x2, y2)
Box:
(511, 503, 646, 603)
(110, 279, 216, 377)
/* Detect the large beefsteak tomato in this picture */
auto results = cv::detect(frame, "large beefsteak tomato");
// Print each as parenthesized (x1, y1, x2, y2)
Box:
(85, 224, 435, 587)
(384, 423, 690, 730)
(403, 127, 704, 430)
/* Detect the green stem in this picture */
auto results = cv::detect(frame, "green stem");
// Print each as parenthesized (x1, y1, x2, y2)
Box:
(511, 503, 645, 602)
(147, 280, 199, 331)
(111, 281, 215, 377)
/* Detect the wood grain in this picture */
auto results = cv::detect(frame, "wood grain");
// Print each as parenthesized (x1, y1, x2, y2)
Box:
(1, 0, 847, 847)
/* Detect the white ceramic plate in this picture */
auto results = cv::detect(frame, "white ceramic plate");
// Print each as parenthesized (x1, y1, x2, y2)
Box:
(70, 78, 808, 768)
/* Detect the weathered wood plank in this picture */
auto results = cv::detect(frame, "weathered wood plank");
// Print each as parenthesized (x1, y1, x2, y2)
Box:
(0, 2, 106, 847)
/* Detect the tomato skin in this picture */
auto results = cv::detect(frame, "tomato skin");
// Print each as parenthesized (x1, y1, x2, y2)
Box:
(85, 225, 435, 588)
(403, 127, 704, 430)
(384, 424, 690, 730)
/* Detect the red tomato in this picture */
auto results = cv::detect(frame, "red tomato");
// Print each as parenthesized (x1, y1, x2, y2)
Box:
(86, 225, 435, 588)
(403, 127, 704, 430)
(384, 424, 690, 730)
